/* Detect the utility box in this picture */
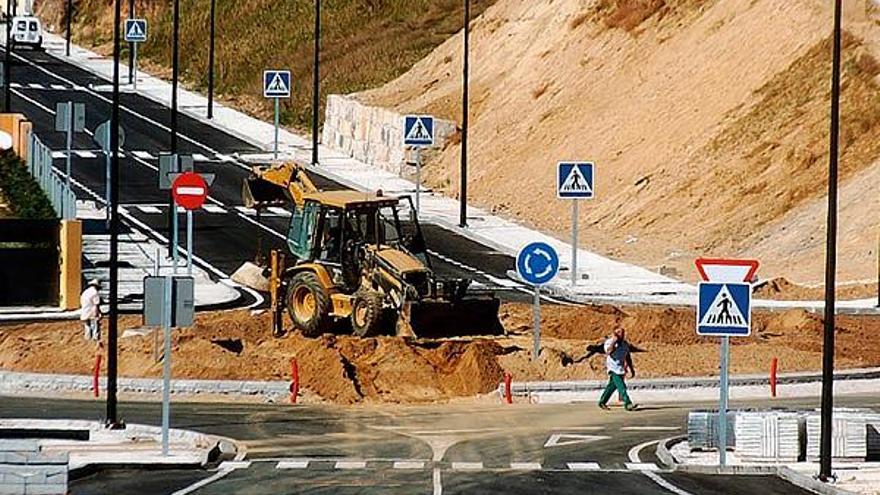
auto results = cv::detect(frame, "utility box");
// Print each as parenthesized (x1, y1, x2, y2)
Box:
(143, 276, 194, 328)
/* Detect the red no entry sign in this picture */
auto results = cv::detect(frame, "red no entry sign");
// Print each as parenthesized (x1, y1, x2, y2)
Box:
(172, 172, 208, 210)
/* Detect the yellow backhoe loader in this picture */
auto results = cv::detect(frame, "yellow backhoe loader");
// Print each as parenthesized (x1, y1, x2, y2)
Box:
(235, 162, 504, 339)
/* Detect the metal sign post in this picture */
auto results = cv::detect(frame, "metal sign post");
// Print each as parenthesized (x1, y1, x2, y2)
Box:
(516, 242, 560, 361)
(161, 273, 172, 456)
(55, 102, 84, 218)
(263, 70, 292, 160)
(171, 155, 179, 273)
(171, 171, 209, 277)
(186, 210, 193, 276)
(695, 258, 758, 467)
(403, 115, 435, 216)
(94, 120, 125, 225)
(124, 19, 148, 90)
(557, 162, 594, 286)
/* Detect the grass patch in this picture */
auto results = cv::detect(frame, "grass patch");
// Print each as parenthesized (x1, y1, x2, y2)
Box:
(42, 0, 496, 133)
(0, 150, 57, 220)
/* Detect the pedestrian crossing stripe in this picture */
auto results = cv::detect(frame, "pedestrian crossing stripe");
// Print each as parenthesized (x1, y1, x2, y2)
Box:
(557, 162, 595, 199)
(263, 70, 291, 98)
(403, 115, 434, 146)
(697, 282, 751, 337)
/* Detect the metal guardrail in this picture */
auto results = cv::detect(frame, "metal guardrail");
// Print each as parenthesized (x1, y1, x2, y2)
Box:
(25, 133, 75, 220)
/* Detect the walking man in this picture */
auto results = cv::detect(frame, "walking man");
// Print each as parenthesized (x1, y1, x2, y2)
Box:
(598, 327, 637, 411)
(80, 279, 102, 345)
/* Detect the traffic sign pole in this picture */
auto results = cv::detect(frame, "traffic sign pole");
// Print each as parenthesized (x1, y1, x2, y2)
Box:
(65, 102, 73, 216)
(274, 97, 280, 160)
(132, 41, 138, 90)
(105, 130, 111, 227)
(533, 286, 541, 361)
(415, 147, 421, 215)
(719, 336, 729, 466)
(571, 199, 578, 286)
(171, 155, 179, 273)
(186, 210, 193, 276)
(161, 274, 172, 456)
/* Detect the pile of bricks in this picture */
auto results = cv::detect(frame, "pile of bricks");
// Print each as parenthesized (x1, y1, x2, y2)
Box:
(0, 440, 68, 495)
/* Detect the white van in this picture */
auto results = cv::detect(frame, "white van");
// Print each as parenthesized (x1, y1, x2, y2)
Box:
(10, 16, 43, 50)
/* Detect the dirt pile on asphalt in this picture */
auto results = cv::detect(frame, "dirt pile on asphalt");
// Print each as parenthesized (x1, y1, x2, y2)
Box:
(357, 0, 880, 286)
(2, 304, 879, 404)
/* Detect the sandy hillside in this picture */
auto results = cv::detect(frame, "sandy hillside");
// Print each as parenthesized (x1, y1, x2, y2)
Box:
(358, 0, 880, 286)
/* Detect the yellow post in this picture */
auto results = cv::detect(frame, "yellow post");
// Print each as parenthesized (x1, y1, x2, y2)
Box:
(59, 220, 83, 310)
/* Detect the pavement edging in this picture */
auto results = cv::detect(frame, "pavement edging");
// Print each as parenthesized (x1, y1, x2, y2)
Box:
(776, 467, 859, 495)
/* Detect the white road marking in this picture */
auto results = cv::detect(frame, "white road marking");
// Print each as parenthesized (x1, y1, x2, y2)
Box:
(50, 84, 67, 90)
(276, 460, 309, 469)
(215, 153, 235, 162)
(192, 153, 210, 162)
(202, 204, 227, 214)
(267, 206, 291, 217)
(509, 462, 542, 470)
(131, 151, 154, 159)
(171, 468, 235, 495)
(218, 461, 251, 470)
(626, 462, 660, 472)
(551, 426, 605, 431)
(51, 151, 67, 159)
(136, 205, 161, 214)
(451, 462, 483, 470)
(393, 461, 425, 469)
(628, 438, 661, 463)
(621, 427, 680, 431)
(433, 468, 442, 495)
(75, 150, 98, 158)
(28, 83, 43, 89)
(236, 206, 257, 216)
(10, 82, 22, 88)
(335, 460, 367, 469)
(644, 471, 697, 495)
(545, 434, 609, 448)
(566, 462, 601, 471)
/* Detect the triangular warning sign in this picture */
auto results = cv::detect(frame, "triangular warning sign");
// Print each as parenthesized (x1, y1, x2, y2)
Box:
(127, 22, 144, 39)
(699, 285, 747, 327)
(267, 73, 289, 94)
(406, 117, 431, 141)
(560, 166, 593, 195)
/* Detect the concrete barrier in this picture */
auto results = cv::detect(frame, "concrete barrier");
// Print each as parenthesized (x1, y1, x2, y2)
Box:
(0, 439, 69, 495)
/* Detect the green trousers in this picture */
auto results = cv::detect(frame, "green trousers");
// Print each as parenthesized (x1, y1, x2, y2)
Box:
(598, 372, 632, 407)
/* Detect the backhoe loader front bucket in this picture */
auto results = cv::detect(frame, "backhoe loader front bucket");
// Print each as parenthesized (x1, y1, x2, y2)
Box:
(242, 176, 289, 209)
(404, 295, 504, 339)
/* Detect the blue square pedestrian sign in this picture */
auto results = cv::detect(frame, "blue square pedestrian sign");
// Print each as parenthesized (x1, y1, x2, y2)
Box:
(403, 115, 434, 146)
(697, 282, 751, 337)
(263, 70, 292, 99)
(557, 162, 594, 199)
(124, 19, 148, 43)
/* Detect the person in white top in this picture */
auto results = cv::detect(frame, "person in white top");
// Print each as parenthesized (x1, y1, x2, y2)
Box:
(598, 328, 637, 411)
(80, 279, 102, 343)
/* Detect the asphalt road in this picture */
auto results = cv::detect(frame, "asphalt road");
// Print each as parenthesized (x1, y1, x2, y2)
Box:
(3, 44, 538, 305)
(4, 394, 873, 494)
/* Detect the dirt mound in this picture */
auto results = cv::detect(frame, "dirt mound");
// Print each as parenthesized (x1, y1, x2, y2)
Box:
(1, 304, 879, 404)
(358, 0, 880, 287)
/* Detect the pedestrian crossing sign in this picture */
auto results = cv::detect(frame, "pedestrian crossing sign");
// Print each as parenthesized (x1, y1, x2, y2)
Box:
(557, 162, 594, 199)
(697, 282, 751, 337)
(263, 70, 291, 98)
(403, 115, 434, 146)
(124, 19, 148, 43)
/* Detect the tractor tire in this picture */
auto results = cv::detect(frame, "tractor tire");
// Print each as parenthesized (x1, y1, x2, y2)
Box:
(287, 272, 332, 338)
(351, 290, 384, 337)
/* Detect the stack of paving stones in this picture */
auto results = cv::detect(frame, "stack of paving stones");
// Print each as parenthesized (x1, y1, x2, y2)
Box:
(806, 409, 880, 461)
(734, 411, 801, 462)
(687, 410, 737, 450)
(0, 440, 68, 495)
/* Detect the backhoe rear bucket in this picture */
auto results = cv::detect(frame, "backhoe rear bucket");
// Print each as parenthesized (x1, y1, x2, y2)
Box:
(231, 261, 270, 292)
(242, 176, 289, 209)
(404, 296, 504, 339)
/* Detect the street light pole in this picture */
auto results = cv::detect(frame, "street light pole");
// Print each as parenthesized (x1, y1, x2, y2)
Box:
(459, 0, 469, 228)
(207, 0, 216, 119)
(168, 0, 180, 255)
(311, 0, 320, 166)
(819, 0, 842, 482)
(65, 0, 72, 57)
(107, 0, 122, 428)
(4, 0, 11, 112)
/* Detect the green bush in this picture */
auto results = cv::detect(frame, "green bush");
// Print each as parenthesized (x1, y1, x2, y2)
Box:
(0, 150, 57, 220)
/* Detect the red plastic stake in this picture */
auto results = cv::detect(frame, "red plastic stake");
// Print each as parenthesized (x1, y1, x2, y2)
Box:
(503, 372, 512, 404)
(290, 358, 299, 404)
(770, 357, 778, 398)
(93, 353, 102, 398)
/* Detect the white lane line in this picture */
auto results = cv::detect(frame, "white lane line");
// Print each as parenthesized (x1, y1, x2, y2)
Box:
(75, 150, 98, 158)
(171, 468, 236, 495)
(621, 427, 680, 431)
(451, 462, 483, 470)
(551, 426, 605, 431)
(628, 439, 661, 463)
(335, 460, 367, 469)
(567, 462, 601, 471)
(276, 460, 309, 469)
(267, 206, 291, 217)
(10, 82, 22, 88)
(393, 461, 425, 469)
(216, 153, 235, 162)
(202, 204, 227, 214)
(28, 83, 44, 89)
(192, 153, 210, 162)
(51, 151, 67, 159)
(132, 150, 154, 159)
(644, 471, 697, 495)
(433, 468, 442, 495)
(626, 462, 660, 472)
(136, 205, 162, 214)
(218, 461, 251, 470)
(236, 206, 257, 216)
(50, 84, 67, 90)
(509, 462, 542, 470)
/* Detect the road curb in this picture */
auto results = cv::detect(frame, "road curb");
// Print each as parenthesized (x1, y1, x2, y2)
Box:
(655, 436, 680, 469)
(777, 467, 859, 495)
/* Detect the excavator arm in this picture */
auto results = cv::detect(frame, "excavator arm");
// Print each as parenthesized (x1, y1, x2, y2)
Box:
(242, 162, 319, 209)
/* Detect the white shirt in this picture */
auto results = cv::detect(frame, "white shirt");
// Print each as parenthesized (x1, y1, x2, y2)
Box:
(80, 286, 101, 321)
(604, 337, 629, 375)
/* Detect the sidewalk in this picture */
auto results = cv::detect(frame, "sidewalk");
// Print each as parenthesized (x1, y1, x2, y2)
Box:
(35, 32, 879, 312)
